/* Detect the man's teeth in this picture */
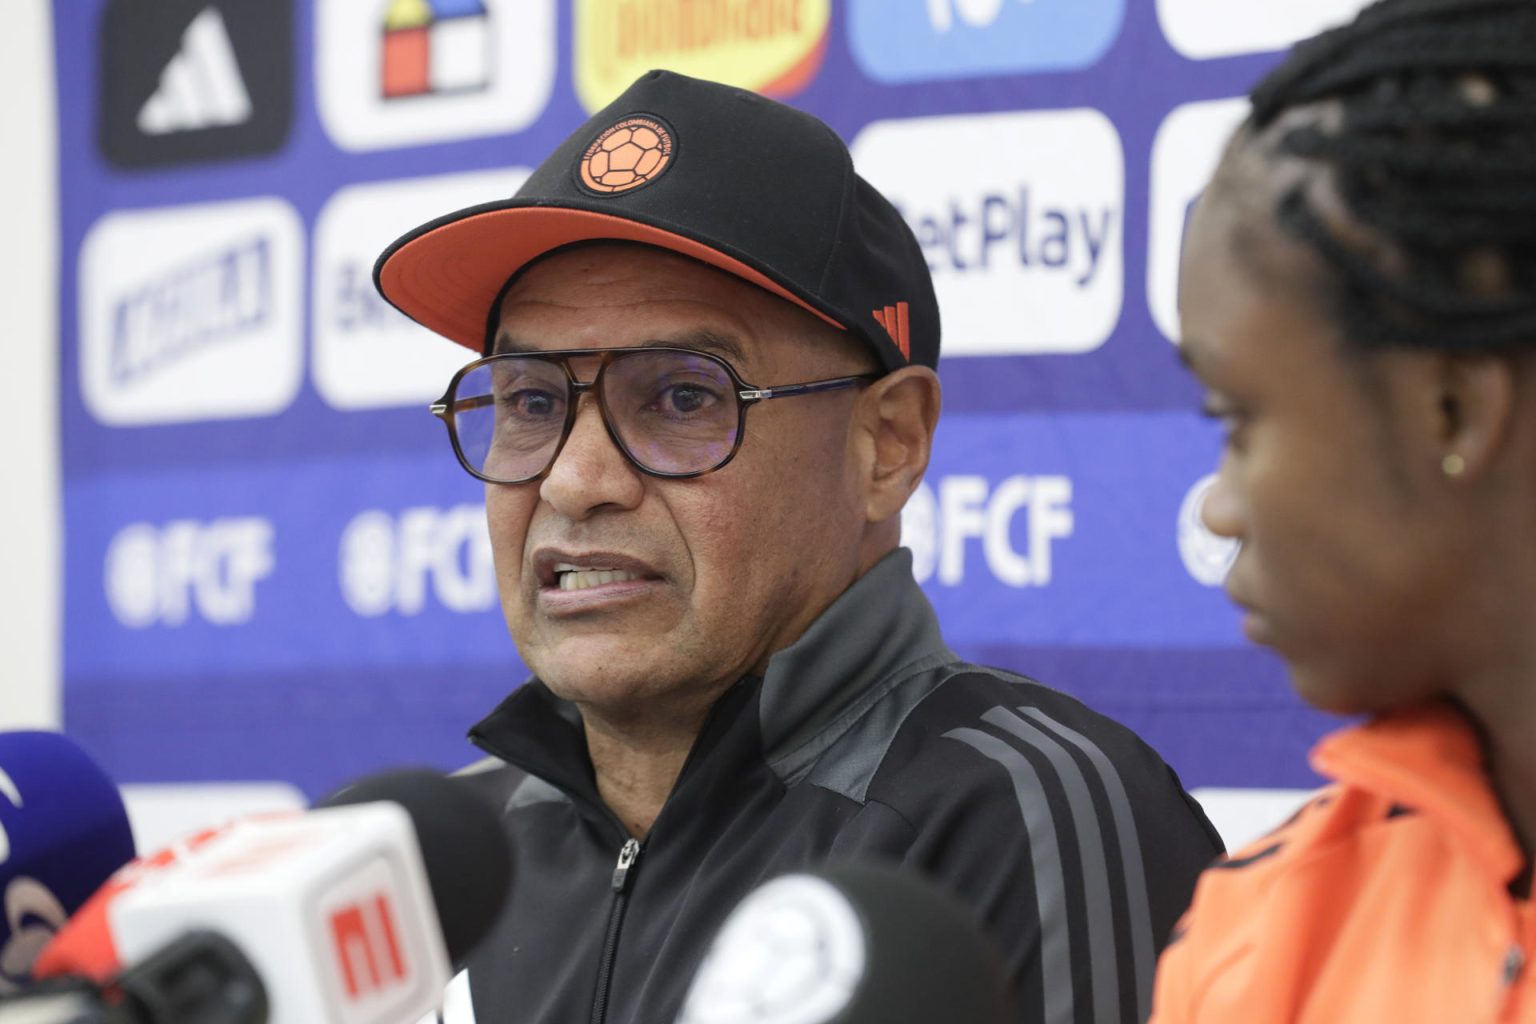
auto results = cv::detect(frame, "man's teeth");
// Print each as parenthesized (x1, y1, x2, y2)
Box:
(556, 568, 641, 591)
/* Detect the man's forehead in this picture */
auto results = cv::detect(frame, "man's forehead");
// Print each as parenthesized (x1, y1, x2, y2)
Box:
(492, 243, 866, 371)
(498, 244, 781, 322)
(491, 326, 751, 366)
(509, 240, 703, 285)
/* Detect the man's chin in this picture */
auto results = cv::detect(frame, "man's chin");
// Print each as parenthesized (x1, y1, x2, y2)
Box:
(526, 641, 669, 702)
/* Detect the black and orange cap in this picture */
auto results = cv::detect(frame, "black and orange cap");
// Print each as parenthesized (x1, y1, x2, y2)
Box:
(373, 69, 939, 372)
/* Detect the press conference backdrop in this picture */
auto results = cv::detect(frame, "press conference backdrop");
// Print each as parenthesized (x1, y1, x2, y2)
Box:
(51, 0, 1374, 838)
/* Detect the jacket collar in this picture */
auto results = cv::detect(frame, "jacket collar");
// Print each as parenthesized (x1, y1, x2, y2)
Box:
(1311, 702, 1527, 887)
(756, 548, 953, 777)
(467, 548, 950, 806)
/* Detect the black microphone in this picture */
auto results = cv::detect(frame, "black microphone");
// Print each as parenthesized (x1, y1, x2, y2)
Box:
(676, 863, 1014, 1024)
(0, 931, 264, 1023)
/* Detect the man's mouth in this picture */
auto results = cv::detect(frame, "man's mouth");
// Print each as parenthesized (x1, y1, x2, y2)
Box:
(553, 564, 644, 591)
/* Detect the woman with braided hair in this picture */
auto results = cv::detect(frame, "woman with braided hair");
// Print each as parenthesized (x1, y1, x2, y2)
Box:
(1152, 0, 1536, 1019)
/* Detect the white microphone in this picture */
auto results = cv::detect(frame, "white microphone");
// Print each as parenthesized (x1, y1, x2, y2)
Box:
(33, 770, 510, 1024)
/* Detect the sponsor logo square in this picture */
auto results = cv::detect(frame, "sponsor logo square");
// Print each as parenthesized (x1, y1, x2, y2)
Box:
(1146, 98, 1249, 345)
(311, 168, 529, 410)
(97, 0, 295, 169)
(1157, 0, 1374, 60)
(573, 0, 830, 113)
(317, 0, 556, 153)
(852, 109, 1124, 356)
(850, 0, 1124, 84)
(80, 197, 304, 425)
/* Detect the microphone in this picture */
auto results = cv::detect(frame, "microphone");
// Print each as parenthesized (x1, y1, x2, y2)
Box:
(676, 863, 1014, 1024)
(0, 732, 135, 992)
(317, 769, 511, 972)
(35, 769, 510, 1024)
(0, 931, 265, 1023)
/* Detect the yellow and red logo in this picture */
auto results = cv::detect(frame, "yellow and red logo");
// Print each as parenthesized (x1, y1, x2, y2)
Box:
(574, 0, 830, 113)
(579, 115, 676, 194)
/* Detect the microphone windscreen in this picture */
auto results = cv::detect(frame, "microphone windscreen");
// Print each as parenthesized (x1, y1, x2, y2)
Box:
(0, 732, 134, 989)
(679, 862, 1014, 1024)
(320, 768, 511, 968)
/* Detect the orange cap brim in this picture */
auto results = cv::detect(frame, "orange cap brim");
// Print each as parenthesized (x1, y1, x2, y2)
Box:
(376, 205, 847, 354)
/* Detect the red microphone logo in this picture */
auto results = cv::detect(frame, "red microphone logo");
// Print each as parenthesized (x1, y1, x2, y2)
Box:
(329, 892, 409, 1000)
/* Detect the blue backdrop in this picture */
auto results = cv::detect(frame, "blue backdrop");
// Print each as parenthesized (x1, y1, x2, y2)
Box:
(56, 0, 1360, 799)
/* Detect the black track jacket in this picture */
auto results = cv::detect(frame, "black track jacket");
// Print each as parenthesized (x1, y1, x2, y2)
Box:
(454, 550, 1222, 1024)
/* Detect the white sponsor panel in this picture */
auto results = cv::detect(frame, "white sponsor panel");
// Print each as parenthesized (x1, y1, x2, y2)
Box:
(313, 169, 529, 410)
(120, 781, 307, 853)
(903, 475, 1074, 587)
(1190, 787, 1312, 851)
(1178, 473, 1239, 587)
(339, 506, 497, 618)
(1158, 0, 1375, 60)
(105, 517, 276, 628)
(80, 197, 304, 425)
(1147, 98, 1249, 345)
(316, 0, 555, 152)
(852, 109, 1124, 355)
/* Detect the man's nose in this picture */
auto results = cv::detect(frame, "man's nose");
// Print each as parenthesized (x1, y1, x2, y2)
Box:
(537, 394, 645, 519)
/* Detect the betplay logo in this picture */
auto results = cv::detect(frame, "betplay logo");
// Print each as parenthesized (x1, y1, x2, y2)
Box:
(312, 168, 528, 410)
(852, 109, 1124, 355)
(316, 0, 555, 152)
(79, 197, 304, 425)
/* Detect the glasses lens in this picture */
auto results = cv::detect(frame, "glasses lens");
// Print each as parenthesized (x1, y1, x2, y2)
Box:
(451, 358, 569, 482)
(603, 350, 740, 475)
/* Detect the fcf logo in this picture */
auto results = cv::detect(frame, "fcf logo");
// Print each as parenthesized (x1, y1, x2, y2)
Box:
(330, 893, 409, 1000)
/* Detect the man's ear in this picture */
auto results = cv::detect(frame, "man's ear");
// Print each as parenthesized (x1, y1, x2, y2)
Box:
(1427, 351, 1515, 482)
(857, 366, 941, 524)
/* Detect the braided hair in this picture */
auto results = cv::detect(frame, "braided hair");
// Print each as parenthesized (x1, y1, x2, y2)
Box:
(1237, 0, 1536, 352)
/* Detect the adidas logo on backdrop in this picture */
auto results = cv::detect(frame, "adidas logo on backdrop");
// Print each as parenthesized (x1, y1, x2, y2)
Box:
(98, 0, 293, 168)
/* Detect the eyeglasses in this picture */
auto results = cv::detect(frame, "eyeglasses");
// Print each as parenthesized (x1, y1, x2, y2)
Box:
(430, 347, 880, 484)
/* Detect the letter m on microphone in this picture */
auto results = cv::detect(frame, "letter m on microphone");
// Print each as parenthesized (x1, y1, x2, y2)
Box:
(329, 892, 409, 1000)
(307, 817, 451, 1023)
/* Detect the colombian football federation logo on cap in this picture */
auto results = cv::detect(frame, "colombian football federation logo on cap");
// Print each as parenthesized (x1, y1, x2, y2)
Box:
(579, 115, 675, 195)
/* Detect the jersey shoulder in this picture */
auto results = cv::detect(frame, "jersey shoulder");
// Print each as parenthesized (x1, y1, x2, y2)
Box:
(1154, 782, 1403, 1014)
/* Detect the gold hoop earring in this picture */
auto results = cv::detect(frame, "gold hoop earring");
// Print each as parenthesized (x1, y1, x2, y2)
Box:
(1442, 453, 1466, 478)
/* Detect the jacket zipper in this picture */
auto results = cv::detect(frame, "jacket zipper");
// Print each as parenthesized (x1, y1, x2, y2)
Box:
(590, 837, 642, 1024)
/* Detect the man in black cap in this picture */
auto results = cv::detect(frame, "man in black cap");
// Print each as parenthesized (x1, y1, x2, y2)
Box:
(376, 70, 1221, 1024)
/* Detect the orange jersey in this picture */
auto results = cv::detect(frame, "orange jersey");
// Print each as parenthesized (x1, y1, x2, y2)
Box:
(1151, 704, 1535, 1023)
